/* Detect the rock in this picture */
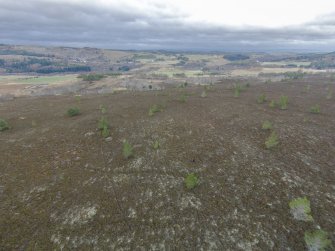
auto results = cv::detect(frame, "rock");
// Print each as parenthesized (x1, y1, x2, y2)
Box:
(105, 137, 113, 142)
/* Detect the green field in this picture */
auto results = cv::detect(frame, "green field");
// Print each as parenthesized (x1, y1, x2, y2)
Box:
(0, 75, 78, 85)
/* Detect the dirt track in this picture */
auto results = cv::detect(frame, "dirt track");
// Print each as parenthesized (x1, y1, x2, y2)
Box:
(0, 77, 334, 250)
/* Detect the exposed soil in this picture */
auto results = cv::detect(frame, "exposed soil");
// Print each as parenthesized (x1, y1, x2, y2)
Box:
(0, 77, 334, 250)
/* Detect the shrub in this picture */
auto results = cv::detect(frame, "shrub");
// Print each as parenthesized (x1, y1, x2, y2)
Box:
(185, 173, 198, 189)
(123, 141, 134, 159)
(309, 105, 320, 114)
(67, 107, 80, 117)
(269, 100, 276, 108)
(200, 90, 207, 98)
(179, 93, 188, 103)
(148, 104, 161, 116)
(279, 95, 288, 110)
(98, 117, 110, 138)
(262, 121, 272, 130)
(0, 119, 9, 131)
(78, 73, 105, 82)
(265, 131, 279, 149)
(304, 230, 332, 251)
(257, 94, 267, 104)
(153, 140, 160, 150)
(98, 117, 109, 130)
(233, 85, 241, 98)
(178, 82, 188, 88)
(289, 197, 313, 222)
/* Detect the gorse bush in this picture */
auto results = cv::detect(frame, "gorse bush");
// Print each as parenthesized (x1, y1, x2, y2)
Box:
(257, 94, 267, 104)
(265, 131, 279, 149)
(123, 141, 134, 159)
(0, 118, 9, 131)
(279, 95, 288, 110)
(262, 121, 272, 130)
(185, 173, 199, 189)
(309, 105, 320, 114)
(67, 107, 80, 117)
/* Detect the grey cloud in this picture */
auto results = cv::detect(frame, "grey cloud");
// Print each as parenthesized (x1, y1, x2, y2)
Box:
(0, 0, 334, 51)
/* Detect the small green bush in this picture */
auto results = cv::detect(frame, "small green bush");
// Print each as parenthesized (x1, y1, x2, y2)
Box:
(67, 107, 80, 117)
(279, 95, 288, 110)
(123, 141, 134, 159)
(98, 117, 109, 130)
(0, 119, 9, 131)
(101, 125, 110, 138)
(309, 105, 320, 114)
(233, 85, 242, 98)
(269, 100, 276, 108)
(78, 73, 106, 82)
(257, 94, 267, 104)
(185, 173, 198, 189)
(262, 121, 272, 130)
(265, 131, 279, 149)
(200, 90, 207, 98)
(179, 93, 188, 103)
(149, 104, 161, 116)
(153, 140, 160, 150)
(289, 197, 313, 222)
(304, 230, 332, 251)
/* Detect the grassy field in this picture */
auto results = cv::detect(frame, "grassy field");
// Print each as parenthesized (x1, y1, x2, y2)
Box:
(0, 76, 334, 250)
(0, 75, 78, 85)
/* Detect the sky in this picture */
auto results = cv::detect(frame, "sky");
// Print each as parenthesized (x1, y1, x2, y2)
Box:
(0, 0, 335, 52)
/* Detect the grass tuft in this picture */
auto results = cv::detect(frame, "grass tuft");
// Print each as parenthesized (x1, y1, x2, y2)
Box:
(149, 104, 161, 116)
(67, 107, 80, 117)
(257, 94, 267, 104)
(269, 100, 276, 108)
(179, 93, 188, 103)
(185, 173, 199, 189)
(265, 131, 279, 149)
(0, 118, 10, 131)
(153, 140, 160, 150)
(123, 141, 134, 159)
(309, 105, 320, 114)
(279, 95, 288, 110)
(262, 121, 273, 130)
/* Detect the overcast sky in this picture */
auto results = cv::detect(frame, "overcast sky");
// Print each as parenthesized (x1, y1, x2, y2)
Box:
(0, 0, 335, 51)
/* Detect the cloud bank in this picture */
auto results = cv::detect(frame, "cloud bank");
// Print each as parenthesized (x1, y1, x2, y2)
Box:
(0, 0, 335, 51)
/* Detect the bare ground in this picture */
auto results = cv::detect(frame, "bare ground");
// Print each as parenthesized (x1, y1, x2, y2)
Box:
(0, 77, 334, 250)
